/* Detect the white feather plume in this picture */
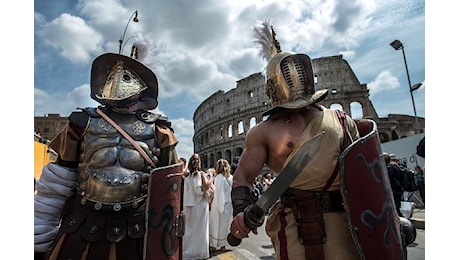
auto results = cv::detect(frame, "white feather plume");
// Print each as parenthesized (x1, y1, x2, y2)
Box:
(253, 19, 281, 62)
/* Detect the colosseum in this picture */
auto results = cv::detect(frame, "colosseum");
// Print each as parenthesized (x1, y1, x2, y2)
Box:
(193, 54, 425, 170)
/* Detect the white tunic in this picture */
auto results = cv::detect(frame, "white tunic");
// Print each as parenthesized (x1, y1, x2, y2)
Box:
(209, 174, 233, 248)
(182, 172, 210, 260)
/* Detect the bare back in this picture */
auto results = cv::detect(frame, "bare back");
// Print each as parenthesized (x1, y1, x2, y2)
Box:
(233, 106, 323, 188)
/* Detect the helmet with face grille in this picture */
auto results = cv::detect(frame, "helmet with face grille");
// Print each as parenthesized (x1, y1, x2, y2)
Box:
(253, 20, 328, 116)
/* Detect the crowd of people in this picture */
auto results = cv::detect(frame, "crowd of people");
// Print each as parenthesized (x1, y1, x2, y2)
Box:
(180, 154, 276, 259)
(181, 155, 239, 259)
(384, 152, 425, 215)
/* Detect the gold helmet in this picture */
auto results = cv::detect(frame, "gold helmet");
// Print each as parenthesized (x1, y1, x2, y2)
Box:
(90, 53, 158, 110)
(253, 20, 328, 116)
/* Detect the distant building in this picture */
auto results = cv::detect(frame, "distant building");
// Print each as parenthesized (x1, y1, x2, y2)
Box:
(193, 55, 425, 170)
(34, 113, 68, 142)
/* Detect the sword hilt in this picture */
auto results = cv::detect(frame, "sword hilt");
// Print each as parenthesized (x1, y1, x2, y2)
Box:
(227, 204, 265, 246)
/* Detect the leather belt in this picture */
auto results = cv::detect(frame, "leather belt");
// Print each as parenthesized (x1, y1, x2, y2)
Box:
(79, 194, 147, 213)
(281, 188, 344, 213)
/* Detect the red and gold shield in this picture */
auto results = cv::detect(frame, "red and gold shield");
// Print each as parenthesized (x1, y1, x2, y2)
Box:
(340, 119, 405, 260)
(144, 163, 184, 260)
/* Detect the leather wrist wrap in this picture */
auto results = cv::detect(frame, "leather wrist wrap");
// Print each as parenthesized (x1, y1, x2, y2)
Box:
(231, 186, 254, 217)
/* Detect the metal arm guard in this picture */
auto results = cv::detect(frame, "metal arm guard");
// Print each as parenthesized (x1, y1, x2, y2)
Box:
(231, 186, 255, 217)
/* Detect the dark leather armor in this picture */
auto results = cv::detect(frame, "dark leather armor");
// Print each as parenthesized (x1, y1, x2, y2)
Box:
(77, 108, 160, 208)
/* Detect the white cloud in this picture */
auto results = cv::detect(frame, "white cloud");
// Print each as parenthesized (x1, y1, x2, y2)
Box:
(170, 118, 195, 159)
(367, 70, 400, 95)
(66, 84, 100, 111)
(37, 13, 104, 63)
(34, 84, 99, 117)
(34, 88, 51, 115)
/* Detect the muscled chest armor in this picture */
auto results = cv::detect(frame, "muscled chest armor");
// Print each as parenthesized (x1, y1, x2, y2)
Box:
(77, 111, 160, 205)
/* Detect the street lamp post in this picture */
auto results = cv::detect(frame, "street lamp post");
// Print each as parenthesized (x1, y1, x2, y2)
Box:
(118, 11, 139, 54)
(390, 39, 420, 134)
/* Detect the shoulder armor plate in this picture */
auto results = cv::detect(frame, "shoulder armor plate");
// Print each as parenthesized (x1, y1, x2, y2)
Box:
(81, 107, 100, 118)
(69, 110, 91, 129)
(136, 110, 165, 124)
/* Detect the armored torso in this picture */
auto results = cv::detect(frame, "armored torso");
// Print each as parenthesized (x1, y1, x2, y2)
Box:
(77, 108, 160, 206)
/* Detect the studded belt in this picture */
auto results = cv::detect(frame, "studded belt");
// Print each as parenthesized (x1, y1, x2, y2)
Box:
(79, 195, 147, 213)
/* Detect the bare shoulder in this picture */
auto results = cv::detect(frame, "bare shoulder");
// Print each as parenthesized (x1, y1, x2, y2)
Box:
(245, 119, 274, 143)
(245, 119, 262, 135)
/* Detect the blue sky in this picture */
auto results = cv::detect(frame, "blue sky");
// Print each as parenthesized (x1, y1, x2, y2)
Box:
(33, 0, 426, 160)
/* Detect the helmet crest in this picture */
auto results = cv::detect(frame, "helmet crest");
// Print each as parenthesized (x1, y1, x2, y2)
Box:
(253, 19, 328, 116)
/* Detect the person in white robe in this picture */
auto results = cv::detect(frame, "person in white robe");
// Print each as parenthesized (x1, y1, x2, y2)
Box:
(209, 159, 233, 252)
(183, 153, 213, 260)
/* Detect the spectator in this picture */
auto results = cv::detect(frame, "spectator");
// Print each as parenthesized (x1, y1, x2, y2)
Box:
(414, 165, 425, 203)
(206, 167, 216, 209)
(230, 156, 240, 175)
(180, 157, 189, 176)
(252, 179, 262, 200)
(383, 153, 404, 217)
(254, 175, 264, 195)
(262, 173, 274, 192)
(183, 153, 213, 260)
(209, 159, 233, 253)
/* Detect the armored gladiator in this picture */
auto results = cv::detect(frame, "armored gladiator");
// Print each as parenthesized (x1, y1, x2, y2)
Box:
(34, 50, 184, 260)
(228, 20, 415, 260)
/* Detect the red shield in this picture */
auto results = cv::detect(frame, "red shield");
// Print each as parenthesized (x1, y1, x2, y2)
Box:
(340, 119, 405, 260)
(144, 163, 184, 260)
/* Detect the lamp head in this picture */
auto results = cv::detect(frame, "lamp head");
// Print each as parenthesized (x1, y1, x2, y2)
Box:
(133, 11, 139, 22)
(410, 83, 422, 92)
(390, 39, 403, 50)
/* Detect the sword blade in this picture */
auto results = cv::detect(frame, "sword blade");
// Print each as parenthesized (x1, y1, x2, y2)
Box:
(255, 131, 324, 212)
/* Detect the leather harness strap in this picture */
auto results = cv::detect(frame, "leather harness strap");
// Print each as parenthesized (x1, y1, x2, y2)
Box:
(310, 110, 349, 260)
(320, 110, 348, 195)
